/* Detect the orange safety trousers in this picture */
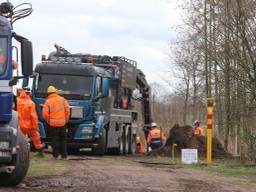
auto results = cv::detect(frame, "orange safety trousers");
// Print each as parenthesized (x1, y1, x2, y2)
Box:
(21, 128, 42, 150)
(17, 91, 42, 149)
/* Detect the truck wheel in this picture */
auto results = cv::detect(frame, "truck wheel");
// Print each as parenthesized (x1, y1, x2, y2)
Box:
(0, 133, 30, 186)
(93, 128, 106, 156)
(110, 125, 125, 155)
(124, 125, 135, 155)
(119, 125, 126, 155)
(107, 124, 126, 155)
(124, 125, 130, 155)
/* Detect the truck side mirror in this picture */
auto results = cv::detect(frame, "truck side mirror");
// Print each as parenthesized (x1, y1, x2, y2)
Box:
(101, 77, 109, 97)
(21, 39, 33, 76)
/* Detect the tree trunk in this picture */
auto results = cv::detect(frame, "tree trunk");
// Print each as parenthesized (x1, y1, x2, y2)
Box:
(224, 0, 231, 151)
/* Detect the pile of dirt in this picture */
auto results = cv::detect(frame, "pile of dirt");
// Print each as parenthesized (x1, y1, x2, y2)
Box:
(149, 124, 231, 159)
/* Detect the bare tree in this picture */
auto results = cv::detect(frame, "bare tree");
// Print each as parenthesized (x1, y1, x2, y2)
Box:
(168, 0, 256, 161)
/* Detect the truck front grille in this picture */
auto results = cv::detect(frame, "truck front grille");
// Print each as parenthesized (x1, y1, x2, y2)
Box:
(70, 106, 83, 119)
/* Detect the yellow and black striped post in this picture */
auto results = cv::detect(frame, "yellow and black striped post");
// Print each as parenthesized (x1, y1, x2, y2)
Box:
(206, 98, 214, 164)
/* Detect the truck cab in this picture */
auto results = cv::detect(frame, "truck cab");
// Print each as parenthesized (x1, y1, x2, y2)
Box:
(0, 16, 12, 122)
(32, 46, 152, 155)
(32, 56, 110, 154)
(0, 1, 33, 186)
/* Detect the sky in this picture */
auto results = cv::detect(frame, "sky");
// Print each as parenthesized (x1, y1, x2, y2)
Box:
(9, 0, 181, 92)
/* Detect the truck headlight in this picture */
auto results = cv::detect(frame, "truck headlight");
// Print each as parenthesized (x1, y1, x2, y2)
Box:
(81, 127, 93, 134)
(0, 141, 10, 149)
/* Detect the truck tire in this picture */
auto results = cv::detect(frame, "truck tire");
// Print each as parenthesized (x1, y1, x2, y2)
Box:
(93, 128, 106, 156)
(107, 124, 126, 155)
(0, 133, 30, 186)
(124, 125, 130, 155)
(119, 125, 126, 155)
(108, 125, 125, 155)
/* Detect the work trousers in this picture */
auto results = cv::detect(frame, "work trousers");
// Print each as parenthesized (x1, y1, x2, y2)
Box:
(150, 142, 162, 150)
(51, 126, 67, 158)
(21, 128, 42, 149)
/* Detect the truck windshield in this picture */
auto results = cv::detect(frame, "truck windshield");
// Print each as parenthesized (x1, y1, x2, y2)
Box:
(35, 74, 93, 100)
(0, 37, 7, 76)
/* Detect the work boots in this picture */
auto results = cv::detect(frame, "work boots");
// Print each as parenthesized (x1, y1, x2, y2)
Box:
(36, 143, 46, 157)
(38, 148, 45, 157)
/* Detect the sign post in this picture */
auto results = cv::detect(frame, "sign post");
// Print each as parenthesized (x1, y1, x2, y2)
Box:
(206, 98, 214, 164)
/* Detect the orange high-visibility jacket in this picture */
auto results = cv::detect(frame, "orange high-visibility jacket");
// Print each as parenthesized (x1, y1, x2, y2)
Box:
(17, 91, 39, 131)
(147, 128, 166, 145)
(194, 126, 204, 136)
(137, 143, 144, 153)
(42, 93, 70, 127)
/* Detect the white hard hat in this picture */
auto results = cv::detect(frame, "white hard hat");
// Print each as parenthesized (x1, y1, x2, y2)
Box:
(193, 120, 200, 126)
(151, 122, 157, 127)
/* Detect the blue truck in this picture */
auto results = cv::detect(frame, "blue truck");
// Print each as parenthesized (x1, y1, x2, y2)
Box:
(0, 1, 33, 186)
(32, 45, 152, 155)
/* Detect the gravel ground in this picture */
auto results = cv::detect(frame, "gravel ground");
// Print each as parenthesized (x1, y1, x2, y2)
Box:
(0, 155, 255, 192)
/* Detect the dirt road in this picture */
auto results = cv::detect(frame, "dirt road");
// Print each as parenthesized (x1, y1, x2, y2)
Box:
(1, 155, 256, 192)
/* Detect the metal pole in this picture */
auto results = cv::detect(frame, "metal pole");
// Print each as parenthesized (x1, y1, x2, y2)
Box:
(172, 144, 177, 161)
(206, 98, 214, 164)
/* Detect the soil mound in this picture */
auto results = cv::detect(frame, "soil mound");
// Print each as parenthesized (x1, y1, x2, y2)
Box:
(149, 124, 231, 159)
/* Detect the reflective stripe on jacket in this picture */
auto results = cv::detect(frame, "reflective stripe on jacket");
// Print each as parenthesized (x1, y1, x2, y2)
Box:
(42, 93, 70, 127)
(17, 91, 38, 131)
(147, 128, 166, 145)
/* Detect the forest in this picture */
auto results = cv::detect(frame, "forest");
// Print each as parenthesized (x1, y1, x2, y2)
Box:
(151, 0, 256, 162)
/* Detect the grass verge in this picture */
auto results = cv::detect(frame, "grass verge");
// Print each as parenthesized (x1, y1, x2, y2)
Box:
(135, 156, 256, 183)
(187, 160, 256, 183)
(27, 152, 69, 177)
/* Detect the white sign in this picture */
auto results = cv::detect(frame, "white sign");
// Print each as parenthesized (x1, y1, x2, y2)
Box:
(181, 149, 198, 164)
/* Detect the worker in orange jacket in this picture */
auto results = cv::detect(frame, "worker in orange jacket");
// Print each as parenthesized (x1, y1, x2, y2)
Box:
(42, 86, 70, 160)
(136, 136, 144, 153)
(193, 120, 204, 136)
(17, 88, 44, 155)
(147, 122, 166, 150)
